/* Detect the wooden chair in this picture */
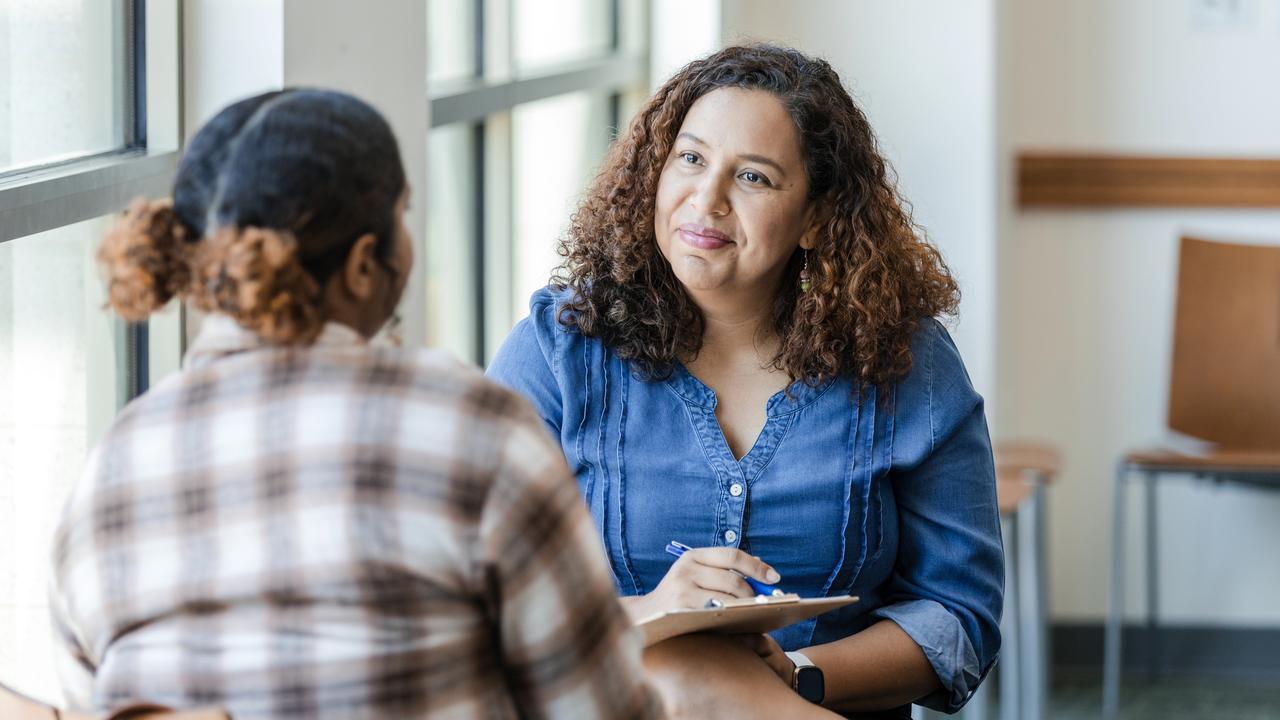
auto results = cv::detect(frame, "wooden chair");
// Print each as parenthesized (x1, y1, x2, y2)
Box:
(946, 441, 1060, 720)
(994, 441, 1059, 720)
(1102, 237, 1280, 720)
(0, 681, 230, 720)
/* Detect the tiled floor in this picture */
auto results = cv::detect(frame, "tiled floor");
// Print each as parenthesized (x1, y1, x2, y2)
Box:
(1048, 674, 1280, 720)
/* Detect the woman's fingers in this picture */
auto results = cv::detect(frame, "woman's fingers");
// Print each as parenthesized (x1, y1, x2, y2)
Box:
(683, 546, 782, 584)
(650, 546, 784, 612)
(687, 563, 755, 598)
(671, 587, 740, 609)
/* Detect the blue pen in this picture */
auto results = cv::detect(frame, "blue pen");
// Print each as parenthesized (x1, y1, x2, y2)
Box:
(665, 540, 784, 597)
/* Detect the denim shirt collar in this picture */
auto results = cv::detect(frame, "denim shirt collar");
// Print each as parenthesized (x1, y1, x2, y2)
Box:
(664, 361, 837, 416)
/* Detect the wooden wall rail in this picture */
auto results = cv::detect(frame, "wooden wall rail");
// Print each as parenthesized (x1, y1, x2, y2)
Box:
(1017, 154, 1280, 208)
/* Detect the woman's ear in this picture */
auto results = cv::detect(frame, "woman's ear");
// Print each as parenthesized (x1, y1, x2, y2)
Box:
(799, 204, 822, 250)
(341, 233, 381, 300)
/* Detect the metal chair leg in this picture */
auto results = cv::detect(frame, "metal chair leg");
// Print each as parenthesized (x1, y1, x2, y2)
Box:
(1035, 473, 1051, 717)
(999, 513, 1021, 720)
(1017, 481, 1046, 720)
(1103, 462, 1128, 720)
(1145, 471, 1159, 680)
(963, 678, 991, 720)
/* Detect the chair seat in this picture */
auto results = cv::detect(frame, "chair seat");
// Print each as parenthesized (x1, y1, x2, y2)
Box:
(997, 477, 1035, 514)
(994, 440, 1060, 515)
(994, 440, 1062, 481)
(1123, 447, 1280, 472)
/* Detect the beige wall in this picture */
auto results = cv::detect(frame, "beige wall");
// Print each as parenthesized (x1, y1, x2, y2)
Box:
(723, 0, 1280, 625)
(1001, 0, 1280, 623)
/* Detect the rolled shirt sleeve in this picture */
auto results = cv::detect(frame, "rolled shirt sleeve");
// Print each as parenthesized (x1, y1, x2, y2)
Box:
(872, 320, 1004, 712)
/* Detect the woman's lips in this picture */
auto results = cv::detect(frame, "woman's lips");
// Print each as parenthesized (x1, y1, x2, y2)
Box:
(678, 223, 733, 250)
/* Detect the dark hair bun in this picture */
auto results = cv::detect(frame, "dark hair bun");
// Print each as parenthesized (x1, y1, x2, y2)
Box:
(97, 198, 191, 321)
(190, 227, 324, 344)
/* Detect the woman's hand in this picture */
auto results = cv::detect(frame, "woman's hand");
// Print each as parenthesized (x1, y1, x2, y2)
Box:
(623, 546, 781, 621)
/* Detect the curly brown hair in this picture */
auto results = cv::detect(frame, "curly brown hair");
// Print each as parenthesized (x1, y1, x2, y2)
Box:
(557, 44, 959, 389)
(98, 199, 327, 344)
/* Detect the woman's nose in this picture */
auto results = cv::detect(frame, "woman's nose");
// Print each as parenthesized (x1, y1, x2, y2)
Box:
(690, 174, 731, 217)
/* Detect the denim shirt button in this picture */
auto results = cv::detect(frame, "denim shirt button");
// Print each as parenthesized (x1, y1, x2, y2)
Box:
(723, 529, 738, 543)
(729, 483, 743, 497)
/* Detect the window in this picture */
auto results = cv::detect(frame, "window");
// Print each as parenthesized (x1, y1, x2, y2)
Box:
(0, 0, 180, 704)
(425, 0, 649, 364)
(510, 91, 613, 321)
(427, 0, 477, 86)
(513, 0, 612, 73)
(0, 217, 125, 701)
(0, 0, 130, 174)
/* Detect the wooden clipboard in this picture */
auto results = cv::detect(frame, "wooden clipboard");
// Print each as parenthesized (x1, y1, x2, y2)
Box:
(635, 594, 859, 647)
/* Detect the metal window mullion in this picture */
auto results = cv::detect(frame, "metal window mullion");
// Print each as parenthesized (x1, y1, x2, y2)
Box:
(429, 53, 647, 127)
(0, 151, 178, 244)
(126, 0, 150, 401)
(128, 0, 147, 149)
(471, 121, 487, 364)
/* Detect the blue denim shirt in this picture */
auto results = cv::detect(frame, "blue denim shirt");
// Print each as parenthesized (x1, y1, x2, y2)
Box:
(488, 287, 1003, 712)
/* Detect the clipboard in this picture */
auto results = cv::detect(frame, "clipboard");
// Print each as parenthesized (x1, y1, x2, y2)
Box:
(635, 593, 859, 647)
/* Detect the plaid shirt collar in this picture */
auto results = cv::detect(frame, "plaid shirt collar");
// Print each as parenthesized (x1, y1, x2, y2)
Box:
(184, 314, 367, 370)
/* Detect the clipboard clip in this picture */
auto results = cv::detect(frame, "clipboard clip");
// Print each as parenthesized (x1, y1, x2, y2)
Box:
(706, 593, 803, 610)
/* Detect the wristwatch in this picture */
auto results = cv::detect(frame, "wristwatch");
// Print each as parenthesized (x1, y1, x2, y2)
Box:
(785, 651, 825, 704)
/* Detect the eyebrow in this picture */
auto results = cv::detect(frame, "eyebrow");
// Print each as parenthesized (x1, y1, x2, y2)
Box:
(677, 132, 788, 178)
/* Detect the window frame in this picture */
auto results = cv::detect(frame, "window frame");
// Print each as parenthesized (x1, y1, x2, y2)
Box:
(427, 0, 649, 364)
(0, 0, 182, 401)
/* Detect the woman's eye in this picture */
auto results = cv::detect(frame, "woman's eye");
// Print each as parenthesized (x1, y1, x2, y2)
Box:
(681, 152, 699, 164)
(741, 170, 767, 185)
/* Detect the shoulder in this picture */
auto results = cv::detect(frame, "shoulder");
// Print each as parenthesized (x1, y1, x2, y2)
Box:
(896, 318, 983, 448)
(907, 318, 971, 393)
(491, 285, 598, 380)
(522, 284, 584, 345)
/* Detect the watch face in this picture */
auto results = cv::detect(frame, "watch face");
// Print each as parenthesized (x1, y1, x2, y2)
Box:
(795, 666, 825, 703)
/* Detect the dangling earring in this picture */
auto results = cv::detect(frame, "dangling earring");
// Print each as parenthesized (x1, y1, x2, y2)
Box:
(799, 250, 812, 293)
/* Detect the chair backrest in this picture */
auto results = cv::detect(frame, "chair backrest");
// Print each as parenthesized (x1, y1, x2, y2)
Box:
(1168, 236, 1280, 450)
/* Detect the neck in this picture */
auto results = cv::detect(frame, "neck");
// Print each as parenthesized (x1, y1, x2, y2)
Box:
(687, 285, 780, 359)
(322, 288, 385, 340)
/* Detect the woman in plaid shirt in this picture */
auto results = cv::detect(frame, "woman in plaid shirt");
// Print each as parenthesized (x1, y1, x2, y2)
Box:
(49, 89, 661, 720)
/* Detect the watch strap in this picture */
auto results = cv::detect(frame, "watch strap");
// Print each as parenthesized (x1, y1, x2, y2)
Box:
(785, 651, 824, 703)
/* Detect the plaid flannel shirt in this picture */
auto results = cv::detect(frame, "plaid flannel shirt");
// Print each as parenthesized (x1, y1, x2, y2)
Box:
(50, 315, 662, 720)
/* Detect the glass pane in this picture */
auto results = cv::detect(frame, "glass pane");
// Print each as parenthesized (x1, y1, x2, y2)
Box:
(0, 215, 126, 704)
(0, 0, 129, 174)
(426, 124, 479, 363)
(427, 0, 477, 85)
(510, 92, 612, 324)
(513, 0, 612, 73)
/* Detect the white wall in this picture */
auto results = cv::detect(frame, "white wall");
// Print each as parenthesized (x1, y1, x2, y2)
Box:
(722, 0, 1280, 626)
(1001, 0, 1280, 624)
(183, 0, 428, 348)
(183, 0, 284, 136)
(721, 0, 1000, 404)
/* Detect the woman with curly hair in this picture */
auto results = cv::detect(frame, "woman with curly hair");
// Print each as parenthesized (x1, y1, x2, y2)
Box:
(51, 89, 660, 720)
(489, 44, 1003, 718)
